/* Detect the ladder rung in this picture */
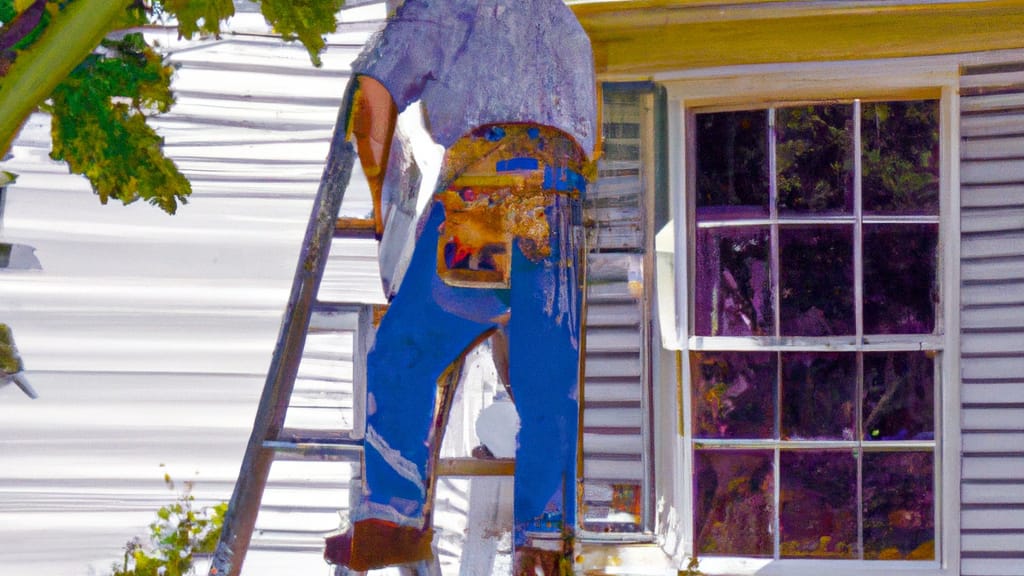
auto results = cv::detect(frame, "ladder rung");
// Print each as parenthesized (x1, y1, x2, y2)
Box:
(262, 441, 362, 462)
(299, 350, 353, 362)
(263, 428, 364, 460)
(274, 427, 363, 444)
(309, 303, 363, 332)
(335, 217, 376, 239)
(436, 457, 515, 477)
(289, 390, 354, 407)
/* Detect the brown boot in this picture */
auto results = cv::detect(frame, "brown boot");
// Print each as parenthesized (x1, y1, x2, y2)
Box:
(324, 519, 434, 571)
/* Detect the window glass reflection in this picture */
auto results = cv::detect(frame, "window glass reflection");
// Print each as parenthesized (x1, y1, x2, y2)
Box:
(862, 100, 940, 215)
(863, 452, 935, 560)
(691, 352, 776, 440)
(779, 225, 854, 336)
(696, 110, 770, 219)
(776, 105, 854, 214)
(863, 352, 935, 442)
(694, 227, 773, 336)
(780, 451, 857, 558)
(781, 353, 856, 441)
(695, 449, 775, 557)
(864, 224, 939, 335)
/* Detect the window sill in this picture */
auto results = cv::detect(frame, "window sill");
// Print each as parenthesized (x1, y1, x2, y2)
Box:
(693, 556, 954, 576)
(575, 545, 957, 576)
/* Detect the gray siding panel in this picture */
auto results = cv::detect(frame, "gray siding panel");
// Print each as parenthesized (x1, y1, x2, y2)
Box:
(962, 385, 1024, 404)
(963, 257, 1024, 283)
(962, 532, 1024, 553)
(960, 67, 1024, 571)
(961, 206, 1024, 234)
(960, 184, 1024, 210)
(962, 507, 1024, 530)
(962, 408, 1024, 431)
(962, 480, 1024, 504)
(962, 558, 1024, 576)
(961, 284, 1024, 308)
(961, 232, 1024, 260)
(961, 135, 1024, 161)
(962, 356, 1024, 381)
(962, 457, 1024, 482)
(960, 332, 1024, 356)
(961, 111, 1024, 139)
(579, 88, 652, 534)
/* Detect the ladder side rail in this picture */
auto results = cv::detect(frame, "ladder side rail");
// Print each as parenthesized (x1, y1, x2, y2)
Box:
(351, 305, 372, 442)
(211, 95, 357, 576)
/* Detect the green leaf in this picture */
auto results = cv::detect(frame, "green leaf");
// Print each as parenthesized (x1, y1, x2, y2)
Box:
(44, 32, 190, 214)
(106, 473, 227, 575)
(158, 0, 234, 39)
(258, 0, 344, 67)
(0, 0, 16, 24)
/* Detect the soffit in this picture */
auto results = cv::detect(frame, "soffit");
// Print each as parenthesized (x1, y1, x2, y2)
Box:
(570, 0, 1024, 77)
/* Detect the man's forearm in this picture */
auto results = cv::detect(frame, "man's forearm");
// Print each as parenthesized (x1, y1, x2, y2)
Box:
(348, 75, 398, 237)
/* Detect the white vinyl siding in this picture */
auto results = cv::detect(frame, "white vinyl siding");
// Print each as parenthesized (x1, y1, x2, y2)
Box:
(580, 85, 656, 536)
(958, 62, 1024, 576)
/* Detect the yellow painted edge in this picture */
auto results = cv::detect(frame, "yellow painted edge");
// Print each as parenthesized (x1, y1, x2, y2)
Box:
(573, 0, 1024, 25)
(576, 3, 1024, 75)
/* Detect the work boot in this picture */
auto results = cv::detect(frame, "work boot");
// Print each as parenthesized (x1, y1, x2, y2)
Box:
(324, 519, 434, 571)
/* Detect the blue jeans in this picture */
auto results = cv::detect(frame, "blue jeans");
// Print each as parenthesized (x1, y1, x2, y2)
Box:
(357, 185, 583, 548)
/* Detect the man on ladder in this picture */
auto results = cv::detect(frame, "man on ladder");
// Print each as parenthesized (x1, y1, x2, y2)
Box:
(324, 0, 597, 573)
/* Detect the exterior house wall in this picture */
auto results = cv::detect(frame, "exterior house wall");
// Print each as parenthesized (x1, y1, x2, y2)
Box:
(573, 0, 1024, 568)
(6, 2, 1024, 574)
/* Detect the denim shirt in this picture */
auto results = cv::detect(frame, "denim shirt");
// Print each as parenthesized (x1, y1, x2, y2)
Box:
(352, 0, 597, 157)
(353, 0, 597, 298)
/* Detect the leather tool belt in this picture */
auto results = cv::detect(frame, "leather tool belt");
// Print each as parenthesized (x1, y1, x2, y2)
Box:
(435, 124, 587, 289)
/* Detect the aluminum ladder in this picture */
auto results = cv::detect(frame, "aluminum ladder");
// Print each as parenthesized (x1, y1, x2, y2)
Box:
(205, 93, 494, 576)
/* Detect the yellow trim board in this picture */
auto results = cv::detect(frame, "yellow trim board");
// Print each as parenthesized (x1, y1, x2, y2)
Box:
(571, 1, 1024, 76)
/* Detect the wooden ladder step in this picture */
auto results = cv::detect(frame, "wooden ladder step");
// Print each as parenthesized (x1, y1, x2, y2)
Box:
(334, 216, 376, 239)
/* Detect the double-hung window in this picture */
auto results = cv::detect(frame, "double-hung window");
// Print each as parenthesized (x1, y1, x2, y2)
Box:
(669, 70, 959, 575)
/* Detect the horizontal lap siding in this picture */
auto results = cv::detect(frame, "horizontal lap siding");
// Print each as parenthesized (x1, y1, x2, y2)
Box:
(580, 88, 652, 533)
(960, 65, 1024, 575)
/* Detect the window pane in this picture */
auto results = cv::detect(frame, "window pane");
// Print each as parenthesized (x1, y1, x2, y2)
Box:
(776, 105, 854, 214)
(780, 451, 857, 558)
(864, 224, 939, 335)
(862, 100, 940, 215)
(691, 352, 776, 439)
(696, 110, 770, 219)
(694, 449, 775, 557)
(863, 352, 935, 441)
(781, 353, 856, 440)
(694, 227, 773, 336)
(780, 225, 855, 336)
(863, 452, 935, 560)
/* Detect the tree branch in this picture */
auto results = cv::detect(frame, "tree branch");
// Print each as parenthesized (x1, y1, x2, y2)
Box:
(0, 0, 132, 157)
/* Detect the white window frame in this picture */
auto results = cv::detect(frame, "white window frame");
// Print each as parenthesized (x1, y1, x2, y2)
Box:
(653, 57, 962, 576)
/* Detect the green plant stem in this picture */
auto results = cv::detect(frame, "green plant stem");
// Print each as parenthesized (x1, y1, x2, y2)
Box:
(0, 0, 132, 156)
